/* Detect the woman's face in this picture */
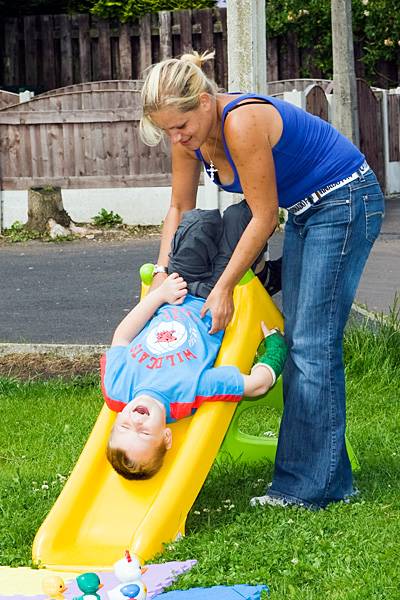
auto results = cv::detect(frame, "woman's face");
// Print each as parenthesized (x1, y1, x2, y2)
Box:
(150, 93, 214, 150)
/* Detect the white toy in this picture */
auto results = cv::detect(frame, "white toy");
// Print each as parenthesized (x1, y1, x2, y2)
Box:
(107, 550, 147, 600)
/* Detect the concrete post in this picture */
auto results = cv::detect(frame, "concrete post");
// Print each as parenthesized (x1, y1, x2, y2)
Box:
(227, 0, 267, 94)
(225, 0, 267, 206)
(331, 0, 360, 146)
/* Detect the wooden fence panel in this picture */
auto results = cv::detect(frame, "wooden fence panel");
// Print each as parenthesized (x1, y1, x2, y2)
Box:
(388, 94, 400, 162)
(24, 16, 38, 89)
(158, 11, 172, 61)
(119, 24, 133, 79)
(0, 90, 18, 109)
(3, 18, 20, 86)
(305, 84, 329, 121)
(357, 79, 385, 187)
(59, 15, 74, 86)
(41, 15, 56, 91)
(177, 10, 193, 55)
(76, 14, 91, 83)
(139, 14, 152, 76)
(0, 86, 171, 189)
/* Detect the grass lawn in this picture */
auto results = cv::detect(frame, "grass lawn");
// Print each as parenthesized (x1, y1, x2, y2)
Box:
(0, 314, 399, 599)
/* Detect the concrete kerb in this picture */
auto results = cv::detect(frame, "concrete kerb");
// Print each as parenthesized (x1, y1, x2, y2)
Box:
(0, 300, 397, 359)
(0, 343, 107, 358)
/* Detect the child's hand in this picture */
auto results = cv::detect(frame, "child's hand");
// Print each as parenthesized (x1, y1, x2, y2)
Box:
(159, 272, 188, 305)
(254, 321, 287, 383)
(261, 321, 280, 338)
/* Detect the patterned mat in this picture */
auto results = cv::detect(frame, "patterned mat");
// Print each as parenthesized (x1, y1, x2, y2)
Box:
(0, 560, 197, 599)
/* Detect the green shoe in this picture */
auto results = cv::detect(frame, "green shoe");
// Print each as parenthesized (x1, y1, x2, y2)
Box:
(255, 329, 287, 383)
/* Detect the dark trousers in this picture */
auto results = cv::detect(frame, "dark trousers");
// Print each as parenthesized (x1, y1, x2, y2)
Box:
(168, 200, 266, 299)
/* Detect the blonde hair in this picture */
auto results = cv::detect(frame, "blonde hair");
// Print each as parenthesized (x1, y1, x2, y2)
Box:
(140, 50, 218, 146)
(106, 441, 167, 480)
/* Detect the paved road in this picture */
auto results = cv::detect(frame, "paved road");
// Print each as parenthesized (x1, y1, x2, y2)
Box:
(0, 237, 160, 345)
(0, 198, 398, 345)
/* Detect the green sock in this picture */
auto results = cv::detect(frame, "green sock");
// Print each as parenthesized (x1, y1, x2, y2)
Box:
(255, 330, 287, 381)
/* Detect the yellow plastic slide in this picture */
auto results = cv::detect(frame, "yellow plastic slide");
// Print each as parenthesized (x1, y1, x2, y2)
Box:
(33, 274, 283, 572)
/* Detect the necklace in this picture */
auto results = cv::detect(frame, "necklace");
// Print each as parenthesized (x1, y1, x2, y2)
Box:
(203, 121, 219, 183)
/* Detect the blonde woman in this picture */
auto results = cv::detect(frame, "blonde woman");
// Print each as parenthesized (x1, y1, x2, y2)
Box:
(139, 51, 384, 509)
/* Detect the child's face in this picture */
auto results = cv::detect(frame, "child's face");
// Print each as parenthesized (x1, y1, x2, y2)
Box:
(110, 395, 172, 464)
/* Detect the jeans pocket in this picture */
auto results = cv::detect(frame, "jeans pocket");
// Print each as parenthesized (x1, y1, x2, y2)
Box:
(363, 193, 384, 243)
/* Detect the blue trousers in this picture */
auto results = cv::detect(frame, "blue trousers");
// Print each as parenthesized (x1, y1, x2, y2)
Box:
(269, 169, 385, 508)
(168, 201, 265, 299)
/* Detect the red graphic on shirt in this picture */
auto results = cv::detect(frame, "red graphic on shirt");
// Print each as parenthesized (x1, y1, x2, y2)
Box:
(156, 329, 177, 343)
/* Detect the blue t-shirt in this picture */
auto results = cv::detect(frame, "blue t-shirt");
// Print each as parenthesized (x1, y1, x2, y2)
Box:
(101, 295, 244, 422)
(195, 93, 365, 208)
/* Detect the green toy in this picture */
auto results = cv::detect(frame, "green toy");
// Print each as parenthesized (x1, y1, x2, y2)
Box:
(139, 263, 155, 286)
(74, 573, 103, 600)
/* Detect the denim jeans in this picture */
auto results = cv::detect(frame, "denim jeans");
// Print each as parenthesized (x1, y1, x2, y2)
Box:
(269, 169, 385, 508)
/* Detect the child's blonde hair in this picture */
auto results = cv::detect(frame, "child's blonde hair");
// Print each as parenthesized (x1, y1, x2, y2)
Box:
(140, 50, 217, 146)
(106, 441, 167, 480)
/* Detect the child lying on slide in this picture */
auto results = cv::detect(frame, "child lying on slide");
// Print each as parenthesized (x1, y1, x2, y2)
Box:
(101, 202, 287, 479)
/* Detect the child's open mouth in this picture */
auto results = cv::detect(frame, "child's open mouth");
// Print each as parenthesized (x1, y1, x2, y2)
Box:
(134, 405, 150, 416)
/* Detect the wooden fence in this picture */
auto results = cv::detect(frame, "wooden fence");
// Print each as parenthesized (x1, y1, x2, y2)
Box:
(1, 9, 399, 95)
(0, 81, 171, 189)
(0, 78, 397, 193)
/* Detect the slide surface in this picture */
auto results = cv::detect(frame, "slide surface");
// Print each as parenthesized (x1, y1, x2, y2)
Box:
(32, 275, 283, 571)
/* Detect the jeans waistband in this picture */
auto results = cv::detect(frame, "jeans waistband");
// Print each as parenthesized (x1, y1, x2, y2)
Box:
(287, 160, 370, 216)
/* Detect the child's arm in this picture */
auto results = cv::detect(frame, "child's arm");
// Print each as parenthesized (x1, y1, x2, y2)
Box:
(242, 323, 287, 397)
(111, 272, 187, 347)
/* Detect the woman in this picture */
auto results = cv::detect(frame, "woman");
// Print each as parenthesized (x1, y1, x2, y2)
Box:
(139, 51, 385, 509)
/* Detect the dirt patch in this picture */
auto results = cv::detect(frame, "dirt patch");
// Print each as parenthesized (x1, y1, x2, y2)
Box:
(0, 224, 162, 246)
(0, 353, 101, 381)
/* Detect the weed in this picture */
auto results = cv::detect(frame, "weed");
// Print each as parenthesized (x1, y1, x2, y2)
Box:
(3, 221, 41, 243)
(92, 208, 123, 228)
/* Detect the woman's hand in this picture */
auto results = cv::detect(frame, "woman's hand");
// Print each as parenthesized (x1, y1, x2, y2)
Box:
(157, 272, 187, 305)
(200, 285, 234, 334)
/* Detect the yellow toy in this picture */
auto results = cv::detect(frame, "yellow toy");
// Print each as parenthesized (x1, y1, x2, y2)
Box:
(33, 271, 283, 570)
(42, 575, 67, 600)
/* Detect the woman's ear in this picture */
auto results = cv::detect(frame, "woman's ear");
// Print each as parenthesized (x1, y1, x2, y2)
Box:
(199, 92, 212, 111)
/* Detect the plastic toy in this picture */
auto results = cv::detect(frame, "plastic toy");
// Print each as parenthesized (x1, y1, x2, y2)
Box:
(42, 575, 68, 600)
(74, 572, 103, 600)
(107, 550, 147, 600)
(139, 263, 155, 286)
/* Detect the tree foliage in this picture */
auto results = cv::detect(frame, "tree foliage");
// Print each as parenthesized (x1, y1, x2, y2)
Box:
(90, 0, 216, 21)
(0, 0, 215, 17)
(265, 0, 400, 79)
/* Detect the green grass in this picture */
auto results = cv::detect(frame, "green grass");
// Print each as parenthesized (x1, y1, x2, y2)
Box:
(0, 315, 399, 599)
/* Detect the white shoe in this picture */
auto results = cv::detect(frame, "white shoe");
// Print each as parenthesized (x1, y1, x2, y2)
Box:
(250, 494, 290, 508)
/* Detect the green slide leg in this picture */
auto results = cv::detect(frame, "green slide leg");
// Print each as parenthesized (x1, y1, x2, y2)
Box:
(218, 377, 360, 471)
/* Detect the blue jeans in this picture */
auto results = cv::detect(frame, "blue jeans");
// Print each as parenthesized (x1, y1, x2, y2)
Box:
(269, 169, 385, 508)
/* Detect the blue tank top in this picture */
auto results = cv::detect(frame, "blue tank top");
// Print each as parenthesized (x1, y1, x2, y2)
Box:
(195, 93, 365, 208)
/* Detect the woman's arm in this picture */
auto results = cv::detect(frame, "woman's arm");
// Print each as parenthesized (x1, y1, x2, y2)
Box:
(201, 105, 280, 333)
(151, 144, 202, 290)
(111, 273, 187, 346)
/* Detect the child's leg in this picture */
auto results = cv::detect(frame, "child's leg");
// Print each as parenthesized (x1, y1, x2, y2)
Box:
(198, 200, 269, 295)
(167, 208, 224, 290)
